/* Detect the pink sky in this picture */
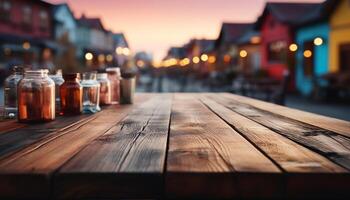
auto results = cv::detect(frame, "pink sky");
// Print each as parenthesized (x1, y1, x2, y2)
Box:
(47, 0, 323, 61)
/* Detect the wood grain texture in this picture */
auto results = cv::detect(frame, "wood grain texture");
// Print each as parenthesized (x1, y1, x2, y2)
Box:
(202, 95, 350, 199)
(201, 95, 345, 173)
(0, 115, 95, 160)
(0, 94, 150, 199)
(166, 94, 281, 199)
(54, 94, 172, 200)
(212, 94, 350, 171)
(0, 120, 26, 135)
(222, 93, 350, 138)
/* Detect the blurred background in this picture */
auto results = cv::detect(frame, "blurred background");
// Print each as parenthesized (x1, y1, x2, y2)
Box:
(0, 0, 349, 120)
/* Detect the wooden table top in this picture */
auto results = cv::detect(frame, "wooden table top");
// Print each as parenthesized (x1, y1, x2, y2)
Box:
(0, 93, 349, 199)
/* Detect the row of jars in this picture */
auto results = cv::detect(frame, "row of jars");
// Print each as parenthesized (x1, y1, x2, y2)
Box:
(3, 67, 134, 123)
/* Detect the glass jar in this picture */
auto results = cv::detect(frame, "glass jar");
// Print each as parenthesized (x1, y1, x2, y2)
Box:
(17, 69, 55, 123)
(81, 72, 100, 113)
(49, 69, 64, 114)
(4, 66, 23, 118)
(120, 74, 136, 104)
(97, 73, 111, 105)
(60, 73, 83, 115)
(106, 67, 121, 104)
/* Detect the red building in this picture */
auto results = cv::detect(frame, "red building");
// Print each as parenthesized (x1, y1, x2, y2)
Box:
(255, 3, 318, 81)
(0, 0, 54, 71)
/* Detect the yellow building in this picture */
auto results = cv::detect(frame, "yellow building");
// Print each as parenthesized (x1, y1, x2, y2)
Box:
(329, 0, 350, 72)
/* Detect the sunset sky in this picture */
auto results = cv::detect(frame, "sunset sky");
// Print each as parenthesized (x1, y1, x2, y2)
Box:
(47, 0, 323, 61)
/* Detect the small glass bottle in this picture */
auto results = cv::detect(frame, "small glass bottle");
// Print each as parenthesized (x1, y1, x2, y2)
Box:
(81, 72, 101, 113)
(49, 69, 64, 114)
(97, 73, 112, 105)
(60, 73, 83, 115)
(106, 67, 121, 104)
(4, 66, 23, 118)
(17, 69, 55, 123)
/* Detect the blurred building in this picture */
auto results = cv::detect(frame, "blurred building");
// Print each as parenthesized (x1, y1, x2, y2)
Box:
(294, 1, 332, 96)
(113, 33, 130, 67)
(53, 3, 77, 44)
(237, 29, 261, 75)
(329, 0, 350, 73)
(0, 0, 55, 72)
(255, 2, 319, 85)
(53, 3, 79, 72)
(76, 14, 114, 69)
(215, 23, 252, 73)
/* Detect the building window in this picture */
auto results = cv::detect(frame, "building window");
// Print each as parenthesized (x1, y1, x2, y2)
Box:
(267, 40, 287, 63)
(340, 43, 350, 72)
(39, 10, 49, 31)
(303, 41, 314, 77)
(22, 5, 32, 25)
(0, 0, 11, 22)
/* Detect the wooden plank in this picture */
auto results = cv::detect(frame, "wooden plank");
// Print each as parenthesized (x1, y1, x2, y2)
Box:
(0, 94, 152, 160)
(201, 95, 350, 199)
(222, 93, 350, 138)
(0, 120, 26, 135)
(0, 94, 151, 199)
(166, 94, 281, 199)
(0, 115, 95, 160)
(209, 94, 350, 171)
(54, 94, 172, 200)
(201, 95, 345, 173)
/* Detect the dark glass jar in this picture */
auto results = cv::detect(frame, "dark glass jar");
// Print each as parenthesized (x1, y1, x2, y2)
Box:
(106, 67, 121, 104)
(4, 66, 23, 118)
(60, 73, 83, 115)
(18, 69, 55, 123)
(97, 73, 111, 105)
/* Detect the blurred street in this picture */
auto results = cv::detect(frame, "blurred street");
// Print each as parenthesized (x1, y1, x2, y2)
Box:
(136, 74, 350, 121)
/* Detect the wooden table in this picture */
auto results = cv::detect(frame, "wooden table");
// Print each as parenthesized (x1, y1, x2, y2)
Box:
(0, 93, 349, 199)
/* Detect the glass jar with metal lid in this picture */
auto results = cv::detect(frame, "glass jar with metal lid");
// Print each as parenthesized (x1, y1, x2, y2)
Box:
(17, 69, 55, 122)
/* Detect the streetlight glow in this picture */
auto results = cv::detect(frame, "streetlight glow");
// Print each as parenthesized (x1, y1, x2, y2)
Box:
(116, 47, 123, 54)
(193, 56, 200, 64)
(22, 42, 30, 50)
(289, 44, 298, 52)
(123, 47, 130, 56)
(106, 54, 113, 62)
(208, 56, 216, 64)
(239, 50, 248, 58)
(314, 37, 323, 46)
(200, 54, 208, 62)
(304, 50, 312, 58)
(85, 52, 93, 61)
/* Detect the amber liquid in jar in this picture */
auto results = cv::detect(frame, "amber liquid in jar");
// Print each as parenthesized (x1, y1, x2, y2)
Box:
(97, 73, 111, 105)
(60, 73, 83, 115)
(18, 70, 55, 123)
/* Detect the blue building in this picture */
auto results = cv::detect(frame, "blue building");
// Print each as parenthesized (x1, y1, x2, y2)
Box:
(295, 0, 336, 96)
